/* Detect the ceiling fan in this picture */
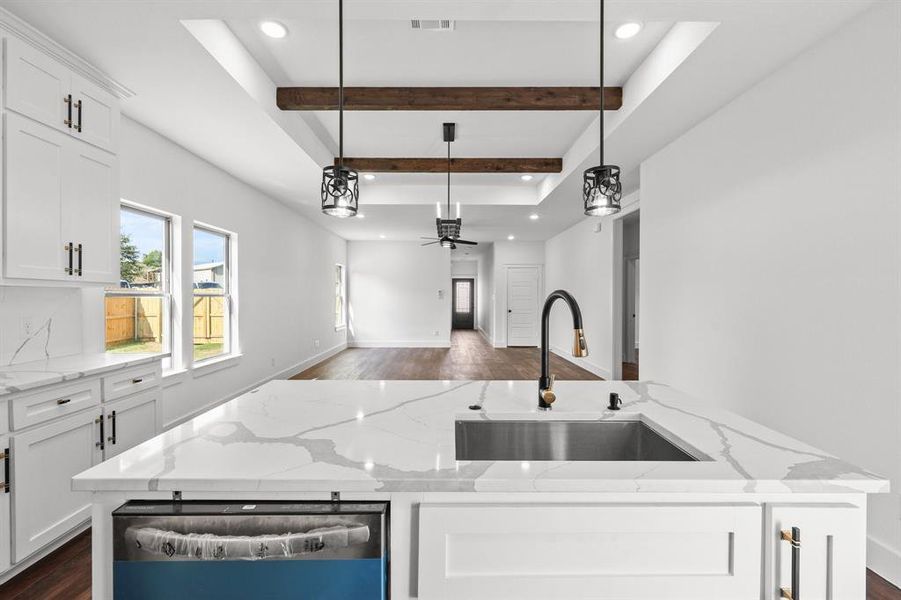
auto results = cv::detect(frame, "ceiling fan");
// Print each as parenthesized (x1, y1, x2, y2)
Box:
(421, 123, 478, 250)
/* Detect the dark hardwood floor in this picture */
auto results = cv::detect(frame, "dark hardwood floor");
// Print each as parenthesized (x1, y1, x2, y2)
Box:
(3, 332, 897, 599)
(622, 361, 639, 380)
(2, 528, 898, 599)
(292, 329, 602, 381)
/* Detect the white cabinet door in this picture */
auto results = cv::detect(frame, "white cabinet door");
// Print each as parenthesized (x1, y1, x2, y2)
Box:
(4, 113, 69, 281)
(10, 410, 101, 562)
(764, 503, 866, 600)
(4, 36, 71, 133)
(0, 437, 10, 574)
(70, 74, 119, 152)
(419, 503, 762, 600)
(103, 389, 159, 459)
(63, 140, 119, 283)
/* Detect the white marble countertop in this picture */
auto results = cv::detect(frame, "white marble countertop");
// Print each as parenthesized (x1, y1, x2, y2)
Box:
(0, 352, 163, 396)
(73, 379, 888, 494)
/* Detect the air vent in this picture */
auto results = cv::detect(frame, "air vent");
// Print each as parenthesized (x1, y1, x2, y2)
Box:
(411, 19, 455, 31)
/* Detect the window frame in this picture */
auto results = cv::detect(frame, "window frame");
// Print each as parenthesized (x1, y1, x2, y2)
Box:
(191, 222, 237, 366)
(104, 201, 174, 361)
(335, 263, 347, 330)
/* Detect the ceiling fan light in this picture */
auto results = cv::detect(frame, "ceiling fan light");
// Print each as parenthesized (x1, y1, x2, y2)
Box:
(583, 165, 622, 216)
(321, 165, 359, 218)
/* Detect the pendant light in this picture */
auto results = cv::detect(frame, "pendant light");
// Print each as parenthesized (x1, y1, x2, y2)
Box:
(321, 0, 359, 218)
(583, 0, 622, 216)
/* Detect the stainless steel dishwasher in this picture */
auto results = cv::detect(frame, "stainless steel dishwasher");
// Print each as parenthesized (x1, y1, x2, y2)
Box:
(112, 500, 389, 599)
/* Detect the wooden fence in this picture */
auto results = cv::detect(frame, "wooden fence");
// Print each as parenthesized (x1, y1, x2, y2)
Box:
(105, 295, 224, 346)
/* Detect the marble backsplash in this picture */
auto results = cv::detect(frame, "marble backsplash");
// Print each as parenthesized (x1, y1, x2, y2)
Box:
(0, 286, 83, 366)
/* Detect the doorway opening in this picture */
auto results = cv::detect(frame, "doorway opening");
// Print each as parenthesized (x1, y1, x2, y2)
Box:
(620, 212, 640, 380)
(452, 278, 475, 330)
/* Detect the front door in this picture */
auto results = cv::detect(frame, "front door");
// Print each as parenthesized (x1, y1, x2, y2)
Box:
(452, 278, 475, 329)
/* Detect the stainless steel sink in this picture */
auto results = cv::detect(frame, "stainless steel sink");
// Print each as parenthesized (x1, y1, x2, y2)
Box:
(455, 419, 699, 461)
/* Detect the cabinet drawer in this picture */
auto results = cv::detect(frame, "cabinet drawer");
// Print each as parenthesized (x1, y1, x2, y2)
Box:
(11, 379, 101, 430)
(419, 503, 762, 600)
(102, 363, 161, 402)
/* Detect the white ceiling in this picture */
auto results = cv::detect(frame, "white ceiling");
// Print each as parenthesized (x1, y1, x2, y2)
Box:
(0, 0, 875, 243)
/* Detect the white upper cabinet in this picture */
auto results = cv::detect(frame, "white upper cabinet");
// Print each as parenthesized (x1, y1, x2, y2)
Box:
(64, 140, 119, 282)
(70, 74, 120, 153)
(4, 113, 69, 281)
(5, 36, 119, 153)
(2, 33, 122, 285)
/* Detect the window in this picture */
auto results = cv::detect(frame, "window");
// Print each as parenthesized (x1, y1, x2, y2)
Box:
(193, 225, 234, 362)
(105, 205, 171, 357)
(335, 264, 347, 329)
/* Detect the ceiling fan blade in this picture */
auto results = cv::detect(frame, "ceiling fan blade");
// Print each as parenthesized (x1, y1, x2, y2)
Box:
(420, 236, 440, 240)
(421, 241, 440, 246)
(454, 239, 478, 245)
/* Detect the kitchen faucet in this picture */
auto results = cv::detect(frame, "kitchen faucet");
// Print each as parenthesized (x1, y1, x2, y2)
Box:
(538, 290, 588, 410)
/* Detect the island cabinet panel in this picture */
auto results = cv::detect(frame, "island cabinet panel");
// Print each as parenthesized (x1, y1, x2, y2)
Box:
(0, 435, 9, 574)
(418, 503, 762, 600)
(764, 503, 865, 600)
(10, 409, 101, 561)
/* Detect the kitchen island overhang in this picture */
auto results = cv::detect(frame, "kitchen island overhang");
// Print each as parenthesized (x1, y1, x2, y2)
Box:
(75, 380, 889, 599)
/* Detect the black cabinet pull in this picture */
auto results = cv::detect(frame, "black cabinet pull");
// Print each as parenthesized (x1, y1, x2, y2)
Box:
(1, 448, 9, 494)
(65, 242, 73, 275)
(95, 415, 105, 451)
(780, 527, 800, 600)
(76, 243, 83, 276)
(131, 378, 143, 384)
(74, 99, 83, 132)
(64, 94, 72, 128)
(108, 410, 117, 445)
(56, 398, 71, 405)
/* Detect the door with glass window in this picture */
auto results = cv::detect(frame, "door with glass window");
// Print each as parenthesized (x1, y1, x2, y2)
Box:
(452, 278, 475, 330)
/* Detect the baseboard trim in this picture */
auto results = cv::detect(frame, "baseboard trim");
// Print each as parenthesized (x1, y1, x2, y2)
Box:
(550, 346, 612, 380)
(477, 327, 491, 344)
(868, 534, 901, 587)
(162, 342, 348, 430)
(0, 521, 90, 586)
(348, 340, 451, 348)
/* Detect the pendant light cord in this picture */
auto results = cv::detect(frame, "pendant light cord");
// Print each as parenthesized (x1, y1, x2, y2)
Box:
(338, 0, 344, 170)
(599, 0, 604, 164)
(447, 140, 451, 217)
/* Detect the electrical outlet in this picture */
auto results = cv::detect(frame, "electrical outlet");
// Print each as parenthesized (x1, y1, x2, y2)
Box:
(314, 339, 321, 349)
(21, 317, 34, 337)
(270, 358, 276, 368)
(434, 330, 439, 336)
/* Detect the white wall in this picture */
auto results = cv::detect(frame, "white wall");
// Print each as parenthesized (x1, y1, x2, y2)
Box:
(477, 244, 495, 341)
(640, 3, 901, 582)
(81, 116, 348, 426)
(492, 241, 545, 347)
(545, 218, 614, 378)
(347, 242, 451, 347)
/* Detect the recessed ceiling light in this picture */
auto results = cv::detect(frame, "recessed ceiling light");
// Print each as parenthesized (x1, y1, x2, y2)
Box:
(260, 21, 288, 39)
(529, 214, 539, 220)
(356, 213, 365, 219)
(507, 235, 515, 241)
(615, 22, 642, 40)
(363, 173, 376, 181)
(520, 174, 534, 182)
(379, 234, 386, 239)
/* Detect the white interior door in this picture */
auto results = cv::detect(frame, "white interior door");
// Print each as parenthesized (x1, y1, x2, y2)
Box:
(506, 267, 539, 347)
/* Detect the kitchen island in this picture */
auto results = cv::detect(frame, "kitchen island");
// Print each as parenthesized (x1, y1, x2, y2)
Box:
(74, 379, 888, 599)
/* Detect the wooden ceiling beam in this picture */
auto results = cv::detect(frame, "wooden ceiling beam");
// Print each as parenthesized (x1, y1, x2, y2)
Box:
(337, 157, 562, 174)
(278, 87, 622, 111)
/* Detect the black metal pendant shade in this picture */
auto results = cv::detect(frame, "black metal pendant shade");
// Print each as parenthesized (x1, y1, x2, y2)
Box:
(583, 165, 622, 216)
(321, 165, 359, 218)
(321, 0, 358, 218)
(583, 0, 622, 217)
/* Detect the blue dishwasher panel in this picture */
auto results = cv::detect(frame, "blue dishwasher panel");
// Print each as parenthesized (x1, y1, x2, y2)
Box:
(112, 501, 389, 600)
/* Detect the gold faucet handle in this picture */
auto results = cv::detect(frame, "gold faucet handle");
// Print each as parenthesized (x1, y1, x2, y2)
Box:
(572, 329, 588, 357)
(541, 374, 557, 405)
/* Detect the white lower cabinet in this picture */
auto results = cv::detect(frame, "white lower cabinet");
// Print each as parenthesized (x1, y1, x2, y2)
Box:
(764, 503, 865, 600)
(102, 389, 159, 459)
(0, 436, 10, 574)
(418, 503, 762, 600)
(10, 409, 101, 561)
